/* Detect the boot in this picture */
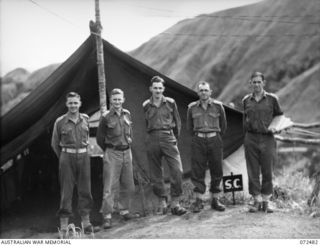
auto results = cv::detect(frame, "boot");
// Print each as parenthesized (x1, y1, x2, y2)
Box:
(102, 218, 112, 229)
(248, 201, 262, 213)
(262, 201, 273, 213)
(191, 198, 204, 213)
(81, 214, 93, 235)
(171, 204, 187, 216)
(121, 211, 141, 221)
(211, 197, 225, 211)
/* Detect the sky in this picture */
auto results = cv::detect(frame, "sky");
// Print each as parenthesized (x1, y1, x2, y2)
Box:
(0, 0, 261, 76)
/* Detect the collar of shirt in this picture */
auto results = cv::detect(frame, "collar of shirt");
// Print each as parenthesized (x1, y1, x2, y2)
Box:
(196, 97, 214, 107)
(109, 107, 124, 116)
(149, 96, 167, 106)
(64, 113, 84, 124)
(249, 90, 267, 101)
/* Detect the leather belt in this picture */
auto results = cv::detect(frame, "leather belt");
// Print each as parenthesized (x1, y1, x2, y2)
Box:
(62, 147, 87, 154)
(106, 144, 130, 151)
(195, 132, 217, 138)
(248, 131, 272, 135)
(149, 129, 172, 134)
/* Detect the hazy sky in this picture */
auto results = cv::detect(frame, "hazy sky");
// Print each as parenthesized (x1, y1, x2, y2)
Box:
(0, 0, 261, 75)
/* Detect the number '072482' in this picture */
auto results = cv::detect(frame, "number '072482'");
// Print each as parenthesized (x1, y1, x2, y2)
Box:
(300, 240, 318, 245)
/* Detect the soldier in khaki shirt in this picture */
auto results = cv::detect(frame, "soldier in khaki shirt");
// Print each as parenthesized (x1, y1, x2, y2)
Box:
(187, 81, 227, 213)
(96, 89, 138, 229)
(143, 76, 187, 216)
(51, 92, 93, 238)
(242, 72, 283, 213)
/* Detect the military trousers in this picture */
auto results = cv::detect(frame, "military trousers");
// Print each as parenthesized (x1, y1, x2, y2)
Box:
(146, 130, 183, 199)
(58, 151, 92, 218)
(244, 132, 276, 197)
(191, 134, 223, 194)
(100, 148, 135, 216)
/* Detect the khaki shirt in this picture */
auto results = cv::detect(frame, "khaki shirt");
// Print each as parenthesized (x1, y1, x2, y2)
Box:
(51, 113, 89, 157)
(96, 108, 132, 151)
(242, 91, 283, 134)
(142, 96, 181, 137)
(187, 98, 227, 135)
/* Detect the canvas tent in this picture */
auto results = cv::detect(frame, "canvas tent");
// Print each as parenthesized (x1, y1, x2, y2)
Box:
(0, 35, 246, 210)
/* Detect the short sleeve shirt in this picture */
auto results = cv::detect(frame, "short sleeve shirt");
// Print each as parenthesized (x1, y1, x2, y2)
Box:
(187, 98, 227, 134)
(242, 91, 283, 134)
(96, 108, 132, 150)
(142, 96, 181, 136)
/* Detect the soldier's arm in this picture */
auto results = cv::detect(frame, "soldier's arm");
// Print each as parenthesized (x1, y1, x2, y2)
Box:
(186, 106, 194, 135)
(273, 95, 284, 117)
(128, 113, 133, 143)
(172, 101, 181, 138)
(242, 100, 248, 133)
(142, 101, 149, 129)
(96, 116, 107, 151)
(220, 104, 227, 135)
(51, 120, 61, 158)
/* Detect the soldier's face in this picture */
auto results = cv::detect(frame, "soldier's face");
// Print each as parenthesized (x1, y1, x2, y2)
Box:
(66, 97, 81, 114)
(198, 84, 212, 101)
(110, 93, 124, 110)
(250, 76, 265, 93)
(150, 82, 165, 99)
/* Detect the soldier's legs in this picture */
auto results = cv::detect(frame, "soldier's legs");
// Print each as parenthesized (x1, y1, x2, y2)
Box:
(260, 135, 276, 197)
(161, 137, 183, 198)
(190, 136, 207, 194)
(244, 133, 261, 197)
(146, 133, 166, 198)
(208, 135, 223, 194)
(118, 149, 135, 212)
(58, 153, 76, 218)
(76, 153, 93, 219)
(100, 149, 122, 217)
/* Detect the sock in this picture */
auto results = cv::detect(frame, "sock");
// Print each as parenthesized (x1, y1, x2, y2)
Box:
(171, 197, 180, 208)
(211, 192, 220, 199)
(254, 195, 262, 203)
(120, 210, 129, 216)
(60, 217, 68, 231)
(103, 213, 112, 220)
(194, 192, 204, 201)
(262, 194, 271, 202)
(158, 197, 167, 207)
(81, 214, 91, 227)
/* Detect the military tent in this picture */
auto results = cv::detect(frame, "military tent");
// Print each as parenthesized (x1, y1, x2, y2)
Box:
(0, 35, 245, 210)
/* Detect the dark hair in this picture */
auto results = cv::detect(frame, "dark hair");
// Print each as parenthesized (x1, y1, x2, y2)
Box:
(150, 75, 165, 85)
(250, 71, 265, 81)
(66, 91, 81, 100)
(110, 88, 124, 96)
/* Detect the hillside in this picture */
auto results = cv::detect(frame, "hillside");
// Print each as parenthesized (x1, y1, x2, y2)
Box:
(130, 0, 320, 110)
(278, 63, 320, 123)
(2, 0, 319, 122)
(1, 64, 59, 114)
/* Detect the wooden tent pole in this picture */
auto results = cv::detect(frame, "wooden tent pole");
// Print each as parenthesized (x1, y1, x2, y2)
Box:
(93, 0, 107, 115)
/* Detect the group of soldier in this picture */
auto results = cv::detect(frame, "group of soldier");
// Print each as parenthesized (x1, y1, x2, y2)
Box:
(51, 71, 283, 236)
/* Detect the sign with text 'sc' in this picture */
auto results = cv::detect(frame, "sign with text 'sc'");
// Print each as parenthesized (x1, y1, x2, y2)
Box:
(223, 174, 243, 193)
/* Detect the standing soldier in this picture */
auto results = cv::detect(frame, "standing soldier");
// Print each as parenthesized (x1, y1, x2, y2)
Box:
(143, 75, 187, 216)
(96, 88, 138, 229)
(51, 92, 93, 238)
(187, 81, 227, 213)
(242, 71, 283, 213)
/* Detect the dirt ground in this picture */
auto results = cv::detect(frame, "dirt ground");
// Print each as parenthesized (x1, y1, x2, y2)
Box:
(1, 199, 320, 239)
